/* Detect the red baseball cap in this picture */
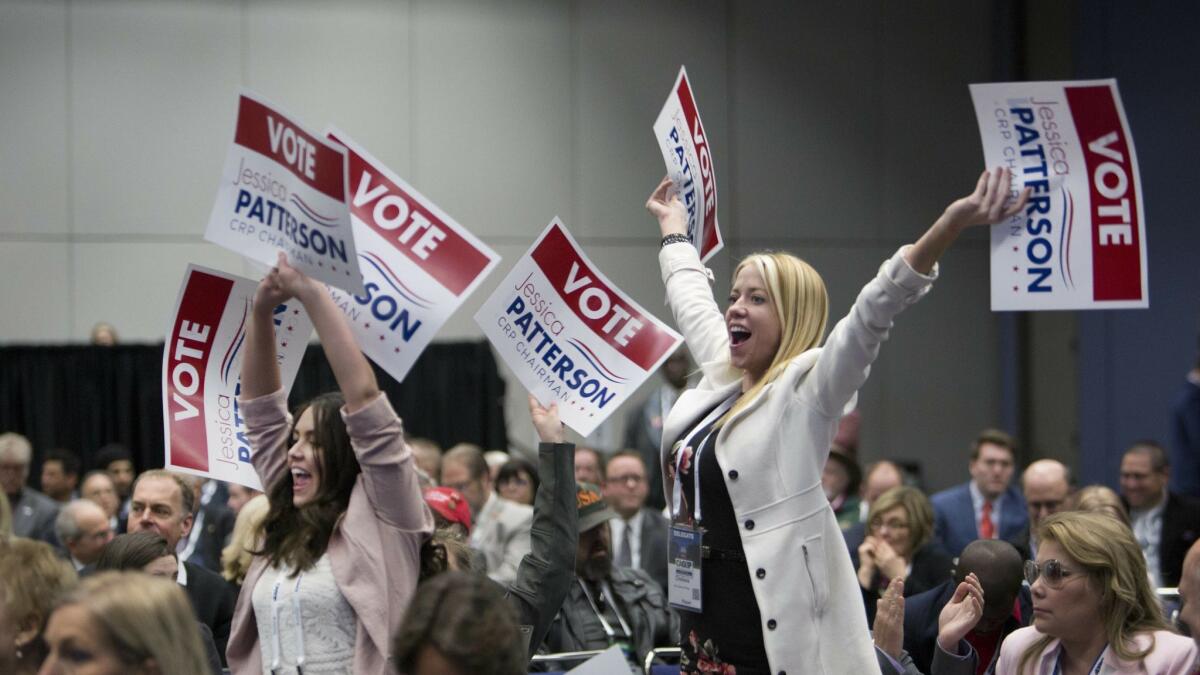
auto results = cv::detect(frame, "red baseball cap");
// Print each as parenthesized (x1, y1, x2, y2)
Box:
(423, 487, 472, 533)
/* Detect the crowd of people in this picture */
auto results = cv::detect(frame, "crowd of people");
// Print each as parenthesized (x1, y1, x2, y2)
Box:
(1, 171, 1199, 674)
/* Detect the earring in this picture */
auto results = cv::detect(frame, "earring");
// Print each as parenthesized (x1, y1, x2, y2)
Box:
(14, 642, 22, 660)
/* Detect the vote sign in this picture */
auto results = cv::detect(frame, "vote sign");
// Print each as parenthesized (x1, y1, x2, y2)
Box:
(323, 128, 500, 383)
(205, 91, 364, 294)
(970, 79, 1147, 310)
(475, 220, 683, 437)
(654, 66, 723, 263)
(162, 265, 312, 489)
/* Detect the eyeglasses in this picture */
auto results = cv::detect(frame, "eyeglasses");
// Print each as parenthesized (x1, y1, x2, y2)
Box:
(606, 474, 645, 487)
(1023, 559, 1080, 588)
(869, 518, 910, 532)
(1027, 499, 1063, 513)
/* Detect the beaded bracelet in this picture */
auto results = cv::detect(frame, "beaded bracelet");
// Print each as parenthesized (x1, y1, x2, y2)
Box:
(660, 233, 690, 248)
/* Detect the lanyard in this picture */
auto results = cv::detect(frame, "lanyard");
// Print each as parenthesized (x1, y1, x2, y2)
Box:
(670, 394, 738, 523)
(1052, 645, 1106, 675)
(578, 579, 632, 640)
(269, 572, 307, 674)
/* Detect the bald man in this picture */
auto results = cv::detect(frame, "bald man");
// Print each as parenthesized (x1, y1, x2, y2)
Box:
(1018, 459, 1071, 559)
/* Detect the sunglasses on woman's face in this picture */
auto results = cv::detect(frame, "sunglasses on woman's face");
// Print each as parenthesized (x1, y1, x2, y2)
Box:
(1023, 559, 1080, 588)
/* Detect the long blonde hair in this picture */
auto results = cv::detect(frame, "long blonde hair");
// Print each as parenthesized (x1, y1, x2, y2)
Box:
(222, 493, 269, 585)
(0, 490, 11, 544)
(721, 252, 828, 426)
(54, 571, 210, 675)
(1017, 511, 1171, 673)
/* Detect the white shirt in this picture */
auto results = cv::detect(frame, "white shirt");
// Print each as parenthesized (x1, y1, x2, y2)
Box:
(1130, 492, 1167, 588)
(969, 480, 1006, 538)
(251, 554, 357, 674)
(609, 510, 645, 568)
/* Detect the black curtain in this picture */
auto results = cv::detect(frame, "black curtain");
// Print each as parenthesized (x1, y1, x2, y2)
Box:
(0, 341, 506, 477)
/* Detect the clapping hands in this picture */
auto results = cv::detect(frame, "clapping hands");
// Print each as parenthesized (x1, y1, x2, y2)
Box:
(936, 573, 985, 653)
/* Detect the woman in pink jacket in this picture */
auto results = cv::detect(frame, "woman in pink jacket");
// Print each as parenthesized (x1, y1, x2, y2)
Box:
(226, 253, 433, 674)
(997, 511, 1197, 674)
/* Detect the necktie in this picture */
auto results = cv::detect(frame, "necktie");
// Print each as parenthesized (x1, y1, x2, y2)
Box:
(980, 501, 995, 539)
(616, 520, 633, 568)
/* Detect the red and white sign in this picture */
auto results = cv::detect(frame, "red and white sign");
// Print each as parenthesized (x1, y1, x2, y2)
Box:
(161, 265, 312, 489)
(205, 91, 364, 294)
(970, 79, 1148, 310)
(654, 66, 723, 263)
(474, 220, 683, 436)
(323, 128, 500, 383)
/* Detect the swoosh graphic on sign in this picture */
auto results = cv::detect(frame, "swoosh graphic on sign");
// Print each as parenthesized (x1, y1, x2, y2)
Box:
(360, 252, 432, 309)
(568, 339, 627, 384)
(288, 194, 339, 228)
(1059, 187, 1075, 290)
(221, 300, 250, 385)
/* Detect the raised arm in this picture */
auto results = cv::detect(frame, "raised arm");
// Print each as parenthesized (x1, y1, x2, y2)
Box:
(241, 262, 290, 400)
(270, 253, 380, 412)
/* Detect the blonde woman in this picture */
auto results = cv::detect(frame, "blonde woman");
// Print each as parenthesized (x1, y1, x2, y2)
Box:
(221, 493, 269, 589)
(856, 486, 953, 622)
(0, 538, 77, 674)
(1067, 484, 1131, 527)
(40, 571, 210, 675)
(997, 511, 1197, 674)
(646, 168, 1029, 674)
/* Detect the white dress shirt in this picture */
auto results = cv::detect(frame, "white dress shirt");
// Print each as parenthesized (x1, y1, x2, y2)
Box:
(609, 509, 645, 568)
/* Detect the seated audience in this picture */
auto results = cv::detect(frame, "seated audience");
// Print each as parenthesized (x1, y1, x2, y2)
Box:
(857, 486, 955, 622)
(0, 538, 78, 674)
(409, 437, 443, 487)
(220, 492, 269, 591)
(601, 449, 670, 594)
(1067, 484, 1130, 527)
(873, 575, 987, 675)
(825, 447, 864, 530)
(539, 483, 677, 667)
(443, 443, 532, 586)
(127, 469, 235, 663)
(574, 446, 604, 486)
(496, 457, 539, 506)
(0, 432, 60, 546)
(1014, 460, 1071, 560)
(423, 487, 473, 537)
(79, 470, 121, 531)
(904, 540, 1029, 674)
(54, 499, 114, 571)
(225, 482, 261, 515)
(41, 571, 212, 675)
(1118, 441, 1200, 588)
(931, 429, 1028, 558)
(846, 459, 907, 553)
(39, 449, 81, 504)
(226, 254, 432, 674)
(178, 476, 235, 573)
(393, 571, 526, 675)
(997, 511, 1198, 673)
(92, 443, 136, 527)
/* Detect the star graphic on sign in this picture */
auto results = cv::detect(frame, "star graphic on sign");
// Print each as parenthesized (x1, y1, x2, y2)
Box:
(1012, 246, 1018, 252)
(1012, 286, 1018, 292)
(318, 261, 324, 267)
(379, 335, 385, 341)
(281, 341, 288, 347)
(394, 347, 400, 353)
(1012, 266, 1018, 272)
(332, 265, 337, 272)
(364, 323, 370, 329)
(293, 309, 299, 315)
(287, 326, 293, 332)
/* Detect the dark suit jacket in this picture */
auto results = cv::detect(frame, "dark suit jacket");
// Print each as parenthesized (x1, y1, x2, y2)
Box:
(931, 482, 1028, 558)
(639, 508, 670, 594)
(183, 499, 236, 573)
(10, 487, 61, 547)
(1170, 378, 1200, 499)
(622, 386, 680, 511)
(1151, 492, 1200, 587)
(902, 580, 1032, 674)
(182, 561, 236, 666)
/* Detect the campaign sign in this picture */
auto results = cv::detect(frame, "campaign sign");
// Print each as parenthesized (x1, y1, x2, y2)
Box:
(653, 66, 723, 263)
(161, 265, 313, 489)
(474, 220, 683, 437)
(322, 128, 500, 383)
(205, 91, 364, 294)
(970, 79, 1148, 310)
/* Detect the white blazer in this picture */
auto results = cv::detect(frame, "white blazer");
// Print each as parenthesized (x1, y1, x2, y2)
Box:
(658, 242, 936, 675)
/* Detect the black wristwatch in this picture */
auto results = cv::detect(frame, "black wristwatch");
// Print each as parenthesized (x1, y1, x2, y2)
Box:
(660, 233, 690, 248)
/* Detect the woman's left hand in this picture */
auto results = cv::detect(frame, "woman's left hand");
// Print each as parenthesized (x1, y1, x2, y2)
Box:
(937, 573, 985, 652)
(529, 394, 565, 444)
(941, 167, 1031, 231)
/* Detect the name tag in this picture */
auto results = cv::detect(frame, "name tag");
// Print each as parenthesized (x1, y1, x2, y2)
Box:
(668, 523, 703, 612)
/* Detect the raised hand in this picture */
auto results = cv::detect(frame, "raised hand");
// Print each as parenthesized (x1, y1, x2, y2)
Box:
(872, 577, 905, 661)
(937, 573, 985, 652)
(529, 394, 565, 444)
(645, 175, 688, 238)
(871, 538, 907, 581)
(941, 167, 1031, 230)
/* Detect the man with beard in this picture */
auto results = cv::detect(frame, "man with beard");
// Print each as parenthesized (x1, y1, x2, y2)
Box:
(540, 483, 677, 667)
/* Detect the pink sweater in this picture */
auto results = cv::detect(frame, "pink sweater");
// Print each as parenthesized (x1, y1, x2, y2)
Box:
(225, 389, 433, 674)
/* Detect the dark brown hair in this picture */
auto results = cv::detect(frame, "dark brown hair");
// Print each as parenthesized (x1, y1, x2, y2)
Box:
(394, 571, 525, 675)
(970, 428, 1017, 461)
(95, 532, 173, 571)
(257, 393, 361, 574)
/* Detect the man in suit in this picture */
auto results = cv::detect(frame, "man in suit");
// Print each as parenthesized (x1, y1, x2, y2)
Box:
(442, 444, 532, 587)
(1011, 460, 1071, 560)
(128, 469, 236, 665)
(903, 540, 1029, 675)
(0, 432, 61, 546)
(1119, 441, 1200, 588)
(54, 499, 113, 571)
(40, 448, 81, 504)
(179, 477, 235, 573)
(931, 429, 1028, 558)
(602, 450, 669, 594)
(621, 347, 690, 511)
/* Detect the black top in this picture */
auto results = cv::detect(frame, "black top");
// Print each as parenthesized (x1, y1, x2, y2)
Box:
(676, 411, 771, 674)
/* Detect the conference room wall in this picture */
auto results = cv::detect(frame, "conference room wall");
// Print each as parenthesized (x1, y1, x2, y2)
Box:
(0, 0, 1013, 489)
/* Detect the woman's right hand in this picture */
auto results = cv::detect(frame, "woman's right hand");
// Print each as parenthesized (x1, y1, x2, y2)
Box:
(936, 573, 985, 652)
(645, 176, 688, 238)
(254, 253, 318, 311)
(529, 394, 565, 444)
